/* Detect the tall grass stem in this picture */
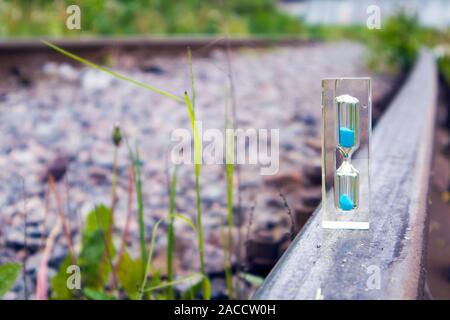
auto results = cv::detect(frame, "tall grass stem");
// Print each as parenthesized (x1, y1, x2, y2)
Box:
(166, 166, 178, 299)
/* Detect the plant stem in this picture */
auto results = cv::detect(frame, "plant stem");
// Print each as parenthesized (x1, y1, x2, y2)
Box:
(20, 176, 28, 299)
(124, 139, 147, 280)
(195, 169, 206, 292)
(48, 175, 75, 264)
(110, 146, 119, 231)
(225, 163, 234, 299)
(94, 207, 119, 294)
(223, 22, 244, 298)
(185, 51, 208, 299)
(224, 87, 234, 299)
(166, 166, 178, 299)
(116, 165, 134, 269)
(187, 47, 196, 113)
(134, 147, 147, 277)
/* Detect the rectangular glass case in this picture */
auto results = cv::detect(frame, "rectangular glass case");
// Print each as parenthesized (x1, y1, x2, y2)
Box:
(321, 78, 371, 229)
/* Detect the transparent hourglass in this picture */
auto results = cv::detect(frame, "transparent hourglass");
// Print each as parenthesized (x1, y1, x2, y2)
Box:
(321, 78, 371, 229)
(335, 94, 360, 213)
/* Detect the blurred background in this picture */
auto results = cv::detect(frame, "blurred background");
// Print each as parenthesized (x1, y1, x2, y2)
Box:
(0, 0, 449, 300)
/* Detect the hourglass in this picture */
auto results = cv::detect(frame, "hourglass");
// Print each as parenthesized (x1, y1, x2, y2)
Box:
(335, 94, 360, 212)
(321, 78, 371, 229)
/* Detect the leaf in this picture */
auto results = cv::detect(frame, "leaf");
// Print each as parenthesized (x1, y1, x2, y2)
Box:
(51, 256, 77, 300)
(84, 204, 112, 237)
(41, 40, 183, 102)
(0, 263, 22, 298)
(148, 269, 161, 289)
(84, 288, 116, 300)
(79, 230, 111, 289)
(184, 93, 202, 169)
(52, 205, 116, 298)
(143, 273, 204, 294)
(171, 213, 197, 232)
(180, 273, 209, 300)
(184, 92, 208, 298)
(78, 205, 114, 289)
(240, 272, 264, 287)
(144, 269, 162, 300)
(117, 251, 143, 300)
(203, 276, 212, 300)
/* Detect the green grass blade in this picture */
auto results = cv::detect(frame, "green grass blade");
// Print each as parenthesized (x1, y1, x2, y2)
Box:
(221, 218, 233, 299)
(224, 87, 235, 299)
(171, 213, 197, 232)
(185, 53, 207, 298)
(187, 47, 196, 113)
(138, 218, 163, 300)
(134, 146, 147, 276)
(203, 276, 212, 300)
(183, 92, 202, 167)
(166, 166, 178, 299)
(142, 273, 204, 294)
(125, 139, 147, 278)
(184, 91, 207, 299)
(41, 40, 184, 103)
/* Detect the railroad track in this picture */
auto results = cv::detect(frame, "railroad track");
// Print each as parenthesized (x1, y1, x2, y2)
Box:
(0, 36, 310, 55)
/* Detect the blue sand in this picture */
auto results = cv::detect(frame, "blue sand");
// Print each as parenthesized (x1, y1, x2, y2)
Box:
(339, 194, 354, 211)
(339, 127, 355, 148)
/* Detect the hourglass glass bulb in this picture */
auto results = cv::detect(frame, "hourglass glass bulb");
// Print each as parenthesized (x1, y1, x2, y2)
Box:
(335, 94, 360, 155)
(335, 160, 359, 212)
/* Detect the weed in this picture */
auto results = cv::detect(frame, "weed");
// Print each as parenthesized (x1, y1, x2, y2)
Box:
(43, 41, 212, 300)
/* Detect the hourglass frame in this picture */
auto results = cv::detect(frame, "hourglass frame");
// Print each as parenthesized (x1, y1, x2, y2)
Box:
(321, 78, 371, 229)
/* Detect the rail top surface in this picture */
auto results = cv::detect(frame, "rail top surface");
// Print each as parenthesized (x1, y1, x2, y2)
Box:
(254, 50, 438, 300)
